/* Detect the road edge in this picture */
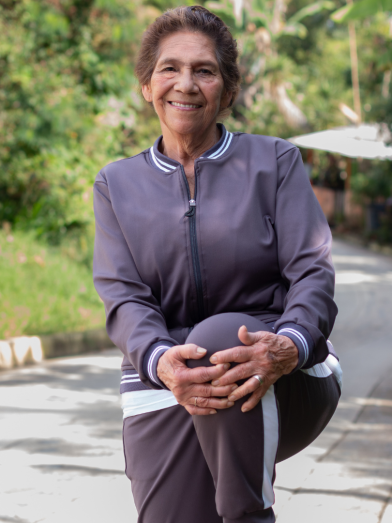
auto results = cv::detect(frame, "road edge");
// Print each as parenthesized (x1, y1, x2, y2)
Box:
(0, 328, 114, 370)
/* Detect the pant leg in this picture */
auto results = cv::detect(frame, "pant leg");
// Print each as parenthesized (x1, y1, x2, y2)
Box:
(123, 404, 223, 523)
(186, 312, 340, 523)
(276, 359, 341, 463)
(187, 313, 277, 523)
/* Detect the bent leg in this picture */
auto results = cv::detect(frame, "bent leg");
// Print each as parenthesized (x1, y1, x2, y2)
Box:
(186, 313, 340, 523)
(276, 359, 341, 462)
(123, 405, 222, 523)
(187, 313, 277, 523)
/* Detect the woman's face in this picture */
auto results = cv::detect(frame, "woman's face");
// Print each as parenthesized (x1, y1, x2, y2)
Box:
(142, 31, 231, 137)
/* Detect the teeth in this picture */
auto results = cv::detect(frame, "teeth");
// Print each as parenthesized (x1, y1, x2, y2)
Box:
(171, 102, 200, 108)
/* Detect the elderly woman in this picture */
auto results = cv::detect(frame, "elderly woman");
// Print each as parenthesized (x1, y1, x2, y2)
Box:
(93, 6, 342, 523)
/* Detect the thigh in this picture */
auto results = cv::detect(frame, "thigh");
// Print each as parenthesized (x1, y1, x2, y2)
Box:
(123, 404, 222, 523)
(275, 369, 340, 463)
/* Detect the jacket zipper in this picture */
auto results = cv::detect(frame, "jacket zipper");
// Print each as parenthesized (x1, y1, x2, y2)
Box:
(181, 166, 205, 322)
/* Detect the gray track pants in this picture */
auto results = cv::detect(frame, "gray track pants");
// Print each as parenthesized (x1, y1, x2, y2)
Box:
(123, 313, 341, 523)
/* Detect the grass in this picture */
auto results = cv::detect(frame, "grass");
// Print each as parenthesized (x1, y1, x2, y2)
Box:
(0, 229, 105, 339)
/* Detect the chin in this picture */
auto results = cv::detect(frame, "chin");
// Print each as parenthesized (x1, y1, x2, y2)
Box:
(168, 120, 206, 136)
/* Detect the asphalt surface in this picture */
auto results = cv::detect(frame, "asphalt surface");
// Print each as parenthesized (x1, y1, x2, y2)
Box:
(0, 238, 392, 523)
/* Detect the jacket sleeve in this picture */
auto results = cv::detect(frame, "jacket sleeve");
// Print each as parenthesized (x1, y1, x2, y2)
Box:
(93, 170, 176, 389)
(273, 146, 338, 369)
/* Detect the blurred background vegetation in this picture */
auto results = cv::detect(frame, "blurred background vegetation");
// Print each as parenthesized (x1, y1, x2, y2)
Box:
(1, 0, 391, 338)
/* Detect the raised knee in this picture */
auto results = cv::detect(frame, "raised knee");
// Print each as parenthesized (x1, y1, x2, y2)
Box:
(185, 313, 272, 369)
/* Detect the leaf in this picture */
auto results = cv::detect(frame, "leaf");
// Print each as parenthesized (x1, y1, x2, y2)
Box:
(287, 1, 335, 25)
(331, 0, 392, 23)
(282, 23, 308, 39)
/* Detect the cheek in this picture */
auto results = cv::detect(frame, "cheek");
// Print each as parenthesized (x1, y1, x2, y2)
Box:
(204, 82, 225, 107)
(150, 78, 170, 104)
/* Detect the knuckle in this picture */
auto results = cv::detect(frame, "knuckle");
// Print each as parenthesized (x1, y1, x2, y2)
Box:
(198, 397, 209, 408)
(238, 366, 247, 379)
(197, 368, 211, 383)
(200, 385, 211, 397)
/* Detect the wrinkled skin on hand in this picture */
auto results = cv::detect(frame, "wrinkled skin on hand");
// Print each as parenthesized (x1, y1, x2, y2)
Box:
(157, 326, 298, 415)
(210, 326, 299, 412)
(157, 344, 238, 415)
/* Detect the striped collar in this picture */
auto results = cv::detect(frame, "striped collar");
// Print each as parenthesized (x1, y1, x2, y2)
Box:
(149, 124, 234, 173)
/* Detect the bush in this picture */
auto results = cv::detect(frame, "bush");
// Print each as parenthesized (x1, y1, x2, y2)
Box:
(0, 228, 105, 339)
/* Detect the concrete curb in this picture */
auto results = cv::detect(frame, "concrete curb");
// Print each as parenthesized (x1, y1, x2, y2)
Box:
(0, 328, 114, 370)
(332, 232, 392, 257)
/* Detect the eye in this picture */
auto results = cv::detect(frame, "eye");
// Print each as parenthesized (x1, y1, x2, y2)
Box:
(162, 66, 176, 72)
(198, 69, 212, 75)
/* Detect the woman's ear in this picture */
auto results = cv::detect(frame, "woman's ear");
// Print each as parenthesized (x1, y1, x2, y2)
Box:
(142, 84, 153, 103)
(221, 90, 233, 110)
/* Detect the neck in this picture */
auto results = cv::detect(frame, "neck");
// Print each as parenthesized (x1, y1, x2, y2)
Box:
(160, 122, 221, 166)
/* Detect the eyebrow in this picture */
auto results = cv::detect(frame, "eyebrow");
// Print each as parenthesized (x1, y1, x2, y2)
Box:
(157, 58, 218, 68)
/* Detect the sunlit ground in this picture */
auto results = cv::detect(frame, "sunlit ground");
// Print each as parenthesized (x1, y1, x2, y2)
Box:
(0, 238, 391, 523)
(0, 353, 135, 523)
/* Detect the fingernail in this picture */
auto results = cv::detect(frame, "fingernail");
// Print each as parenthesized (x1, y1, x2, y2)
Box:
(242, 406, 248, 412)
(197, 347, 207, 354)
(223, 363, 230, 371)
(210, 356, 217, 363)
(211, 380, 220, 386)
(227, 401, 234, 407)
(231, 385, 238, 391)
(228, 394, 236, 402)
(210, 410, 217, 415)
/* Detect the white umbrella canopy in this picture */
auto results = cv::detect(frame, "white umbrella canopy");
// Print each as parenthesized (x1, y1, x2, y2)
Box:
(288, 123, 392, 160)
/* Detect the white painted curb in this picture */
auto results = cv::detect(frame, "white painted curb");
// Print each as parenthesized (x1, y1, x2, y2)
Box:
(0, 336, 43, 370)
(0, 328, 113, 371)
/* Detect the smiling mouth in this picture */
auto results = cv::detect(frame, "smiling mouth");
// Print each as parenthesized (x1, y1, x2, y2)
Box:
(168, 101, 202, 109)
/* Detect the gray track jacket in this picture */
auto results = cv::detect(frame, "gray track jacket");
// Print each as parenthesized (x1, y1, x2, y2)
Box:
(93, 125, 337, 392)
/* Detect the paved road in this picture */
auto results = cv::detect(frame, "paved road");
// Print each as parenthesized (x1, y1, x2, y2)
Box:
(0, 238, 391, 523)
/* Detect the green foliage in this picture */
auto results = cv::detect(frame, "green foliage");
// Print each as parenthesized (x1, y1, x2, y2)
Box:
(351, 163, 392, 203)
(332, 0, 392, 23)
(0, 0, 391, 302)
(0, 228, 105, 338)
(0, 0, 157, 250)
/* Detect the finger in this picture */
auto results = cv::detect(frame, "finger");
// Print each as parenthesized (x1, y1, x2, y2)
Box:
(195, 396, 235, 410)
(241, 386, 268, 412)
(209, 345, 253, 365)
(211, 361, 257, 386)
(193, 383, 238, 397)
(185, 405, 217, 416)
(226, 376, 263, 402)
(187, 362, 231, 384)
(238, 326, 273, 346)
(177, 343, 208, 361)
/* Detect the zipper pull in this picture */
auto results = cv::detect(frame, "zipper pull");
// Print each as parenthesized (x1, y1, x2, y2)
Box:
(184, 199, 196, 217)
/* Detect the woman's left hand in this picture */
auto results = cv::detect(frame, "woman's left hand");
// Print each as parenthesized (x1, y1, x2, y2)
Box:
(209, 326, 299, 413)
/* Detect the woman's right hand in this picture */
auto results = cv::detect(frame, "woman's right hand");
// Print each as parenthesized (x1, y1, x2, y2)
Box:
(157, 344, 237, 416)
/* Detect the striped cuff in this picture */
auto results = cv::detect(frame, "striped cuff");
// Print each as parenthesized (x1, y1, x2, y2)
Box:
(142, 342, 174, 389)
(277, 323, 314, 370)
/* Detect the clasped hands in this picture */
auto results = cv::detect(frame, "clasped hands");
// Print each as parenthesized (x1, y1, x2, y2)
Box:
(156, 326, 298, 416)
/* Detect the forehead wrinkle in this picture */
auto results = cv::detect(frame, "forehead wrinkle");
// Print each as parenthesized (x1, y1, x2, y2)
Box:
(155, 31, 218, 66)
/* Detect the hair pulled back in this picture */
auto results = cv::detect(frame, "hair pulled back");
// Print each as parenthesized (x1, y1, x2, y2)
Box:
(135, 5, 240, 108)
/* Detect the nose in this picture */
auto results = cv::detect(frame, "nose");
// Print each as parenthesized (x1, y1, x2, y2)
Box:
(175, 68, 199, 94)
